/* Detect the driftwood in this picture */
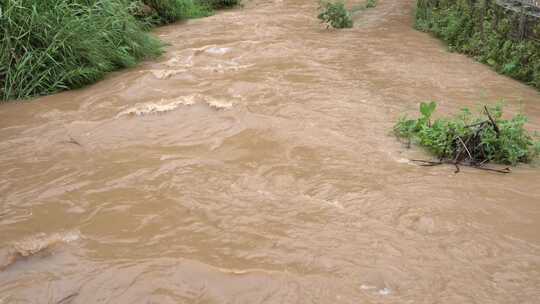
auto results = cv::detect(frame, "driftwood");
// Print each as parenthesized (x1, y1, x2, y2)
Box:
(411, 159, 512, 174)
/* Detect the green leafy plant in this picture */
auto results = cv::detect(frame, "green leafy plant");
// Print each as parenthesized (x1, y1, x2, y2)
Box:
(365, 0, 377, 8)
(318, 1, 353, 29)
(394, 102, 540, 166)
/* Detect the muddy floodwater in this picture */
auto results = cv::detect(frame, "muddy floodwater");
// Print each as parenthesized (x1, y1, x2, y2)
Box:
(1, 0, 540, 303)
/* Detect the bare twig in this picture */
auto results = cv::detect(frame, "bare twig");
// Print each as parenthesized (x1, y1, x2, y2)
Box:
(410, 159, 511, 174)
(457, 136, 474, 161)
(57, 292, 79, 304)
(60, 136, 82, 146)
(410, 159, 443, 166)
(469, 166, 511, 174)
(67, 136, 82, 146)
(484, 106, 500, 137)
(464, 120, 488, 128)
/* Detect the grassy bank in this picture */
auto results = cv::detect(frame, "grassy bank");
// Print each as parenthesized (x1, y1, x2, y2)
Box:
(0, 0, 238, 101)
(415, 0, 540, 90)
(131, 0, 212, 27)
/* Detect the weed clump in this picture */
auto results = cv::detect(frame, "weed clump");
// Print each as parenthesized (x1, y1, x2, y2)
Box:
(365, 0, 377, 8)
(394, 102, 540, 167)
(318, 1, 353, 29)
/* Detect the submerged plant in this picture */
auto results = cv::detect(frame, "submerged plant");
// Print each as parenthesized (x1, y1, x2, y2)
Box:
(318, 1, 353, 29)
(394, 102, 540, 166)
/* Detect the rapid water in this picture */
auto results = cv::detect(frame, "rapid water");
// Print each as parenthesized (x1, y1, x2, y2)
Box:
(1, 0, 540, 303)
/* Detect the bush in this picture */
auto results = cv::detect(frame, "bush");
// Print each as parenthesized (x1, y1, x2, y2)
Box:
(0, 0, 163, 101)
(318, 1, 353, 29)
(366, 0, 377, 8)
(394, 102, 540, 165)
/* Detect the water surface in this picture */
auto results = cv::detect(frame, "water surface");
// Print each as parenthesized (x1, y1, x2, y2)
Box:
(1, 0, 540, 303)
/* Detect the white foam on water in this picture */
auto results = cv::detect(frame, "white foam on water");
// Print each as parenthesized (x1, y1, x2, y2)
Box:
(164, 54, 194, 68)
(378, 287, 391, 295)
(206, 98, 233, 109)
(0, 230, 82, 271)
(361, 284, 391, 296)
(204, 63, 254, 73)
(116, 96, 196, 117)
(116, 95, 233, 118)
(205, 47, 231, 55)
(149, 69, 185, 79)
(360, 284, 376, 290)
(12, 230, 82, 257)
(61, 231, 81, 243)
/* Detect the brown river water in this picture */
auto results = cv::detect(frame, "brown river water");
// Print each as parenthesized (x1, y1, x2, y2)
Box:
(1, 0, 540, 303)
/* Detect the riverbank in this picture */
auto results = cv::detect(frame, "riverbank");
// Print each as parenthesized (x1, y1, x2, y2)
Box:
(0, 0, 237, 101)
(415, 0, 540, 90)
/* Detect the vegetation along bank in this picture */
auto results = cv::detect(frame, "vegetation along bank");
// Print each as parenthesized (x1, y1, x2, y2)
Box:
(416, 0, 540, 90)
(0, 0, 238, 101)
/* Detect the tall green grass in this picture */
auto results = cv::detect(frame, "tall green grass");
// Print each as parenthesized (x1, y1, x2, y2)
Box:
(0, 0, 234, 101)
(0, 0, 163, 100)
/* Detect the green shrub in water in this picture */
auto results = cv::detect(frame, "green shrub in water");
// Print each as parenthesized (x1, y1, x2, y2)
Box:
(0, 0, 164, 101)
(318, 1, 353, 29)
(365, 0, 377, 8)
(394, 102, 540, 165)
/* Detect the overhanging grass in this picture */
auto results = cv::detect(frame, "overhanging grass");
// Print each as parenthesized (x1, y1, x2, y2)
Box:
(0, 0, 231, 101)
(0, 0, 164, 101)
(131, 0, 214, 26)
